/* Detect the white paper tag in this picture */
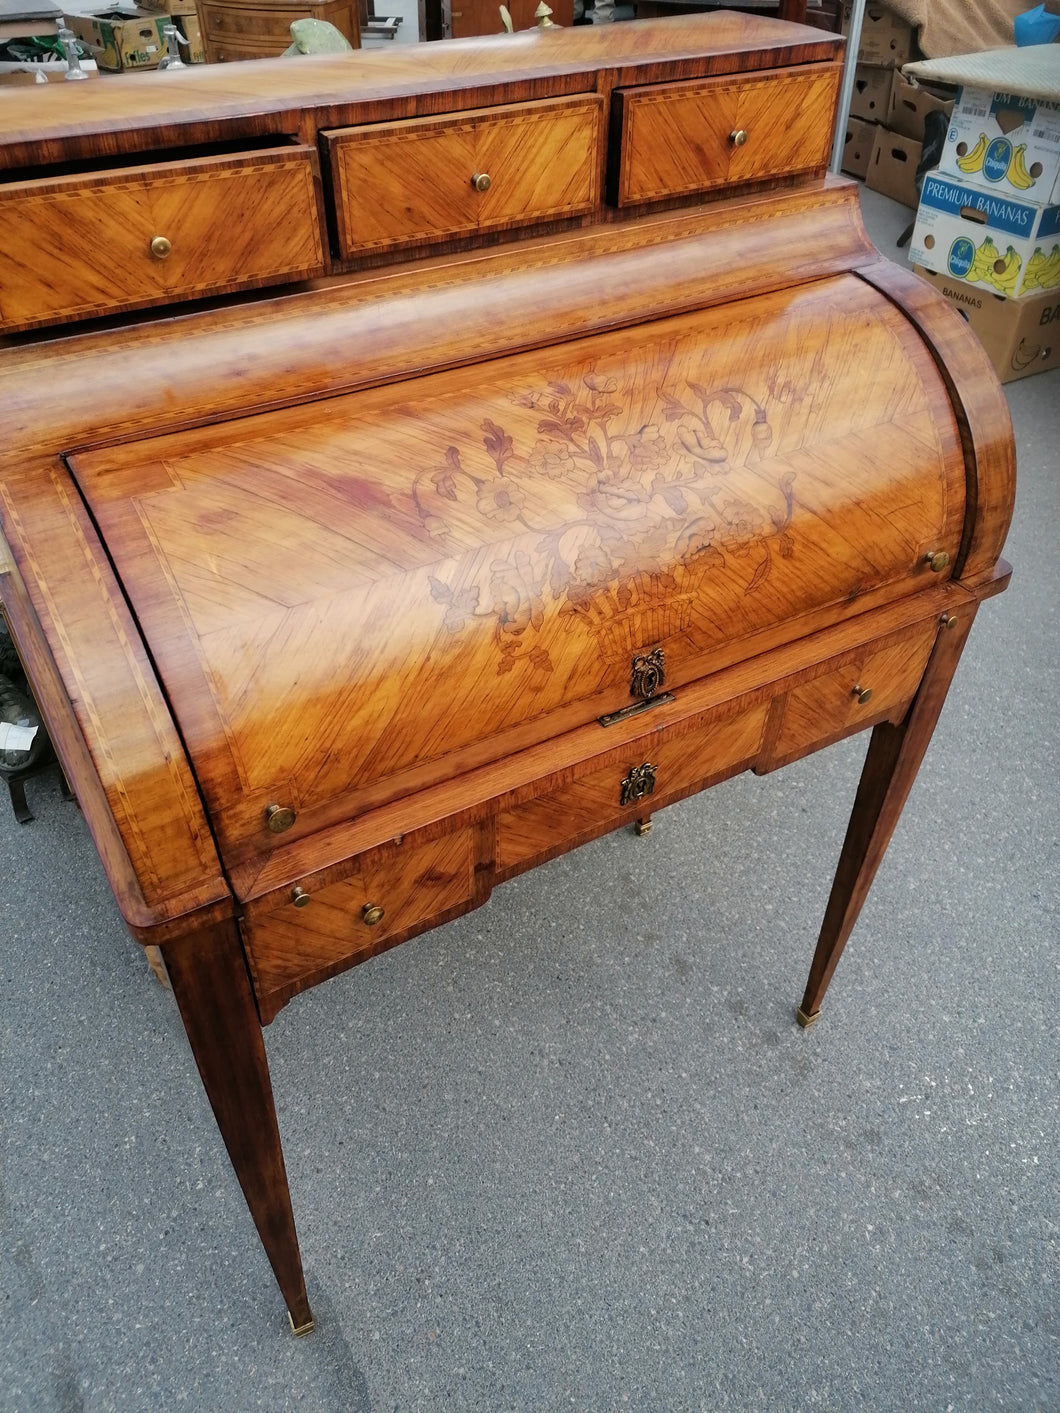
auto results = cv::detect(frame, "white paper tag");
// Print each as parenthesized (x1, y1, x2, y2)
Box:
(0, 721, 37, 753)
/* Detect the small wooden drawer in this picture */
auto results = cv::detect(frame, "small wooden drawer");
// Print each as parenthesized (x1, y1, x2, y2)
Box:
(324, 95, 602, 259)
(0, 148, 326, 332)
(766, 619, 939, 768)
(201, 5, 297, 40)
(242, 830, 476, 1007)
(496, 701, 768, 876)
(609, 63, 839, 207)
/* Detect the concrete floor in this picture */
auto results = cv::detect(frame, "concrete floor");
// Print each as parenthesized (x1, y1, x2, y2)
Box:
(1, 188, 1057, 1412)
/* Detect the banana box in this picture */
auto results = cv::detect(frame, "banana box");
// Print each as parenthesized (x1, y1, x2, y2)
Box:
(910, 172, 1060, 300)
(914, 265, 1060, 384)
(61, 7, 168, 70)
(939, 86, 1060, 204)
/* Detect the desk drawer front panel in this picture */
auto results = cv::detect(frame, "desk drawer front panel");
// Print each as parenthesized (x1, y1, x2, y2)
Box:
(0, 149, 326, 332)
(497, 701, 768, 873)
(326, 97, 602, 258)
(244, 830, 475, 998)
(767, 619, 939, 767)
(611, 64, 839, 206)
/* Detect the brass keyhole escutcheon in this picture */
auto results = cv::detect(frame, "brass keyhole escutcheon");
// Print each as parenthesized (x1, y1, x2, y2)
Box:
(630, 647, 665, 702)
(852, 683, 873, 705)
(619, 761, 657, 808)
(471, 172, 491, 192)
(362, 903, 385, 926)
(149, 235, 172, 260)
(925, 549, 950, 573)
(265, 802, 296, 834)
(729, 129, 748, 147)
(291, 886, 311, 908)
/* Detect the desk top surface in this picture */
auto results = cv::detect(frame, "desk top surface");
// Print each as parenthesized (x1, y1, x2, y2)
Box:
(0, 13, 841, 165)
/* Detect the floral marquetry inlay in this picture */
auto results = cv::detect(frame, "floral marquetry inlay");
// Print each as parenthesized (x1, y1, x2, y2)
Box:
(70, 281, 954, 847)
(414, 369, 794, 678)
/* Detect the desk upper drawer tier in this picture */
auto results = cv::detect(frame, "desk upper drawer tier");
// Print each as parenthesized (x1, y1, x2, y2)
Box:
(609, 63, 840, 207)
(323, 96, 603, 259)
(0, 147, 327, 333)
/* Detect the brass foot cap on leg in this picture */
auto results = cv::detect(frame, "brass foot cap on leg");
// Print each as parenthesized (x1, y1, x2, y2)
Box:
(634, 817, 653, 837)
(795, 1005, 820, 1029)
(288, 1309, 315, 1337)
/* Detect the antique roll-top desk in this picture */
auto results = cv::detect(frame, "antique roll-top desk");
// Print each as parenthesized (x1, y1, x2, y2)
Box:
(0, 14, 1014, 1333)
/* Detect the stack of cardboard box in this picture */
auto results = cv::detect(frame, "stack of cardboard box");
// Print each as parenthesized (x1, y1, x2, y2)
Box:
(139, 0, 202, 62)
(909, 85, 1060, 382)
(62, 0, 202, 69)
(839, 2, 954, 209)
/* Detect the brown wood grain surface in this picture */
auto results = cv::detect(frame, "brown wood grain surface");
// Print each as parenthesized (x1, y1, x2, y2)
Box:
(67, 273, 964, 879)
(327, 96, 601, 256)
(0, 148, 326, 332)
(0, 15, 841, 171)
(613, 62, 838, 205)
(245, 829, 475, 999)
(0, 460, 227, 927)
(852, 261, 1016, 588)
(235, 584, 963, 908)
(0, 18, 1020, 1334)
(0, 184, 875, 454)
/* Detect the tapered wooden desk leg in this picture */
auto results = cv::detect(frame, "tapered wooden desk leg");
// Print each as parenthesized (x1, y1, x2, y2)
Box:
(797, 606, 977, 1027)
(160, 920, 314, 1334)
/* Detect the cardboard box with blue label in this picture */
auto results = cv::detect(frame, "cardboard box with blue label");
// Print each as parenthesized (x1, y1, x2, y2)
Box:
(939, 86, 1060, 204)
(910, 172, 1060, 298)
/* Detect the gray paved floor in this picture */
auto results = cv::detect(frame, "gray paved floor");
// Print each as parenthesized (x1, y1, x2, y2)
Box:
(2, 188, 1058, 1412)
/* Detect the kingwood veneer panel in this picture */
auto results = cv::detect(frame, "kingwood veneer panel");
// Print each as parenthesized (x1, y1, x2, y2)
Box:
(68, 274, 964, 878)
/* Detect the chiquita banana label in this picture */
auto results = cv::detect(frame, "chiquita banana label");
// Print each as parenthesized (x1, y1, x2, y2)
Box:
(956, 134, 1039, 190)
(912, 175, 1060, 299)
(942, 86, 1060, 202)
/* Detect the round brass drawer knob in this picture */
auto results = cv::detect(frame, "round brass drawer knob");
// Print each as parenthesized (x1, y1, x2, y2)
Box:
(729, 129, 748, 147)
(940, 612, 958, 630)
(291, 886, 311, 908)
(471, 172, 491, 192)
(852, 684, 873, 705)
(265, 802, 296, 834)
(149, 235, 172, 260)
(361, 903, 385, 926)
(925, 549, 950, 573)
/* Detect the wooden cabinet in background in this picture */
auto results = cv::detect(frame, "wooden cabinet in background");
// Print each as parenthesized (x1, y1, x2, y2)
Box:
(198, 0, 360, 61)
(0, 15, 1014, 1337)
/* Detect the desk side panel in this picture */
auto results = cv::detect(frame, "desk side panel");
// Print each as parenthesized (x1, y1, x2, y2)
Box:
(0, 458, 229, 933)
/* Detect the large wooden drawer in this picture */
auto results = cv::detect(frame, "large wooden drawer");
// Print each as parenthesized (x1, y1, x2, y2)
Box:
(496, 700, 768, 876)
(609, 63, 839, 207)
(324, 96, 602, 258)
(0, 148, 327, 332)
(495, 613, 941, 876)
(242, 829, 476, 1008)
